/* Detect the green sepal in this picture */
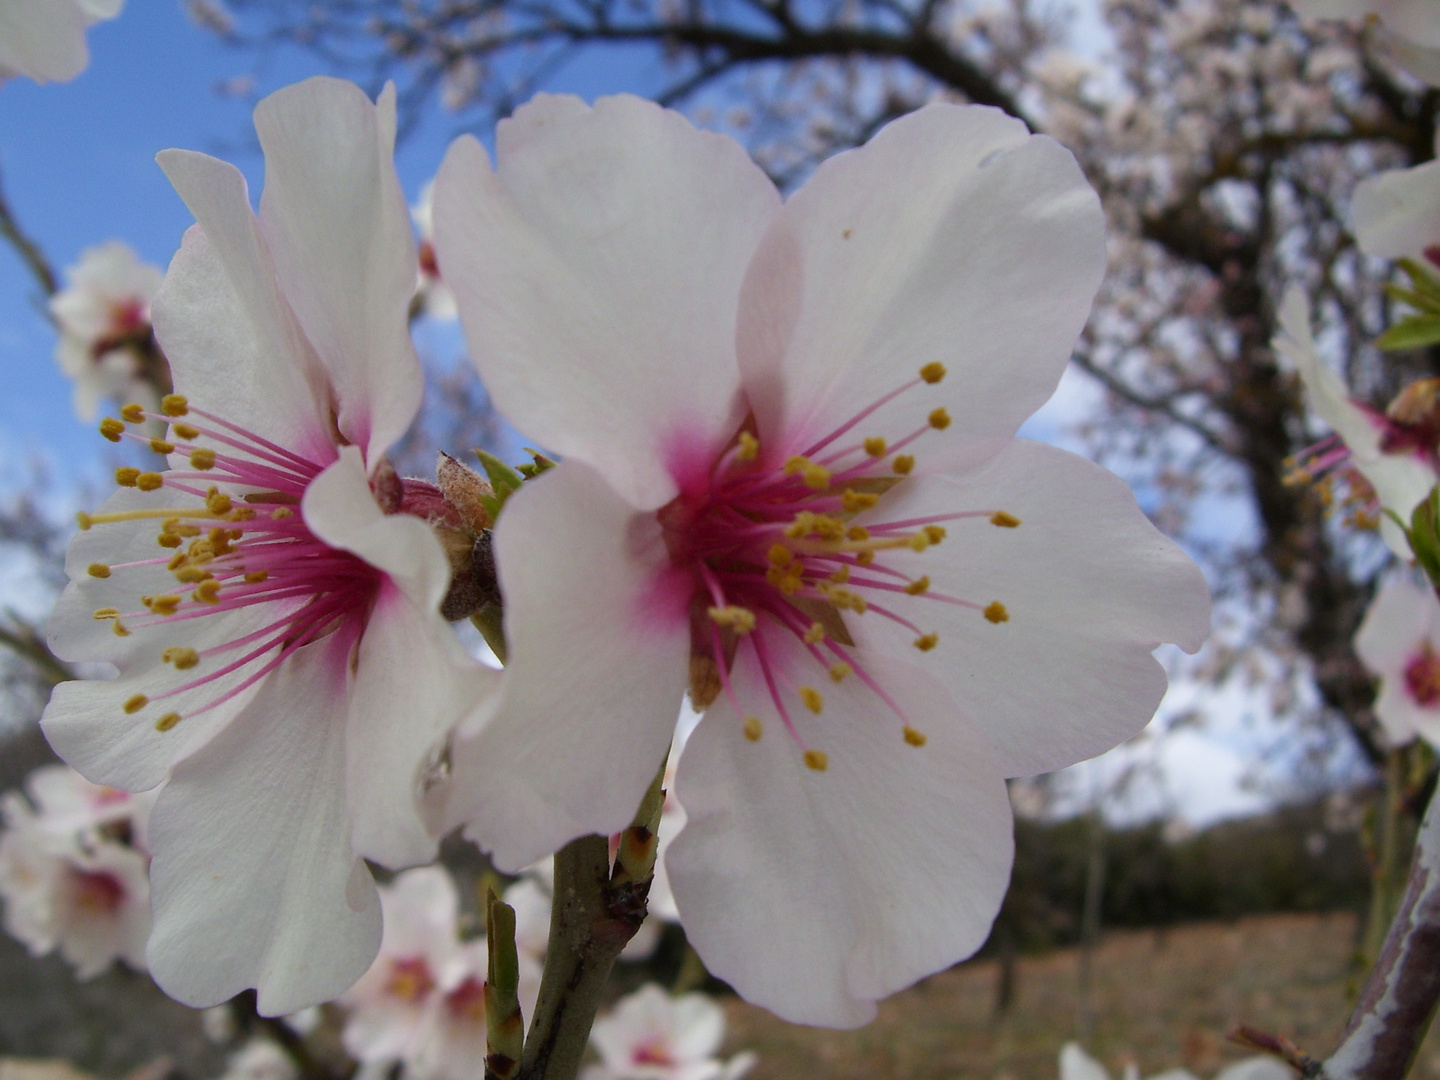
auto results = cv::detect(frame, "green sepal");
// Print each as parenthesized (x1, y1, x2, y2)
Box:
(516, 448, 558, 478)
(1378, 313, 1440, 352)
(471, 604, 507, 666)
(473, 450, 526, 522)
(1397, 258, 1440, 307)
(1409, 488, 1440, 589)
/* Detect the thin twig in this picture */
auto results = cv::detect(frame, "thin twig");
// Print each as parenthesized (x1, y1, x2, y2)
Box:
(1318, 788, 1440, 1080)
(0, 162, 58, 299)
(0, 617, 74, 687)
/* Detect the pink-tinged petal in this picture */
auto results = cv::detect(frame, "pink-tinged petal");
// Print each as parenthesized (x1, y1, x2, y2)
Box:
(848, 439, 1210, 778)
(1352, 158, 1440, 260)
(347, 582, 499, 868)
(1274, 288, 1433, 555)
(434, 94, 779, 510)
(0, 0, 87, 83)
(301, 446, 450, 609)
(439, 460, 689, 871)
(254, 78, 423, 463)
(737, 104, 1104, 457)
(669, 647, 1012, 1028)
(145, 632, 381, 1014)
(154, 154, 334, 461)
(1355, 573, 1440, 746)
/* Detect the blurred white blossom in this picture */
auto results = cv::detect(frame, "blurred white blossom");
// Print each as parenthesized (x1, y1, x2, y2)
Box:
(0, 0, 124, 85)
(582, 985, 754, 1080)
(411, 181, 457, 321)
(49, 241, 164, 421)
(1355, 571, 1440, 747)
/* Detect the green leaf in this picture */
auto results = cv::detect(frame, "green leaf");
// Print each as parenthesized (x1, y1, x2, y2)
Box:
(1399, 258, 1440, 306)
(1378, 313, 1440, 352)
(474, 449, 525, 498)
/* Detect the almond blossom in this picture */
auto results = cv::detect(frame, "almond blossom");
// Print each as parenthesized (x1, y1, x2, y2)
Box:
(1273, 287, 1436, 556)
(432, 94, 1210, 1025)
(0, 0, 123, 84)
(40, 76, 493, 1014)
(1350, 125, 1440, 265)
(50, 241, 166, 420)
(1355, 572, 1440, 747)
(411, 182, 457, 321)
(1059, 1043, 1292, 1080)
(0, 766, 152, 978)
(581, 985, 754, 1080)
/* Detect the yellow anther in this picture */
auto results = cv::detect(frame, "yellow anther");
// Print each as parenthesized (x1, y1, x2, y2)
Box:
(924, 525, 947, 544)
(905, 576, 930, 596)
(864, 437, 888, 457)
(150, 595, 181, 616)
(984, 601, 1009, 624)
(123, 694, 148, 714)
(112, 619, 130, 637)
(75, 512, 93, 531)
(903, 726, 928, 747)
(87, 563, 111, 578)
(174, 566, 211, 584)
(120, 403, 146, 423)
(189, 448, 216, 470)
(802, 463, 831, 490)
(272, 507, 294, 520)
(892, 455, 915, 476)
(856, 551, 876, 566)
(743, 716, 763, 742)
(114, 467, 141, 488)
(920, 362, 947, 384)
(829, 565, 851, 584)
(842, 490, 879, 513)
(784, 512, 815, 539)
(187, 539, 213, 562)
(93, 608, 119, 620)
(803, 749, 829, 772)
(163, 519, 201, 538)
(847, 525, 869, 541)
(167, 553, 188, 571)
(155, 713, 182, 733)
(708, 606, 757, 634)
(172, 422, 200, 441)
(907, 534, 930, 552)
(784, 455, 810, 475)
(205, 490, 232, 515)
(799, 686, 824, 713)
(157, 533, 183, 549)
(812, 515, 845, 540)
(737, 431, 759, 462)
(914, 633, 939, 651)
(163, 647, 199, 670)
(244, 570, 268, 584)
(990, 511, 1021, 528)
(194, 580, 222, 605)
(136, 472, 164, 492)
(928, 408, 951, 430)
(150, 439, 175, 455)
(161, 394, 189, 417)
(99, 418, 125, 442)
(231, 508, 256, 521)
(208, 528, 233, 555)
(829, 662, 852, 682)
(768, 544, 793, 567)
(804, 622, 825, 644)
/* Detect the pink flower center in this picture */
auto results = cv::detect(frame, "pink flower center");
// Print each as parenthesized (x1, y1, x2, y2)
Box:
(631, 1040, 675, 1067)
(657, 363, 1013, 768)
(385, 956, 437, 1003)
(82, 394, 382, 735)
(444, 975, 487, 1021)
(1404, 643, 1440, 707)
(70, 868, 126, 915)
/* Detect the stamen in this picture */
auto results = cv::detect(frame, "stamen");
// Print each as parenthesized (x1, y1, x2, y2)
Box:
(914, 633, 938, 651)
(828, 662, 852, 682)
(708, 606, 756, 634)
(799, 686, 824, 713)
(841, 490, 879, 512)
(99, 418, 125, 442)
(115, 467, 141, 487)
(803, 750, 828, 771)
(150, 439, 175, 455)
(804, 623, 825, 644)
(737, 431, 759, 462)
(892, 455, 914, 475)
(984, 602, 1009, 624)
(928, 408, 950, 430)
(905, 576, 929, 596)
(903, 726, 927, 747)
(743, 716, 763, 741)
(919, 362, 946, 384)
(990, 511, 1020, 528)
(172, 423, 200, 440)
(123, 694, 147, 714)
(87, 563, 111, 578)
(864, 437, 888, 457)
(163, 647, 199, 670)
(155, 713, 182, 732)
(161, 395, 188, 417)
(924, 525, 946, 544)
(189, 449, 216, 470)
(136, 472, 164, 491)
(120, 403, 146, 423)
(93, 608, 120, 620)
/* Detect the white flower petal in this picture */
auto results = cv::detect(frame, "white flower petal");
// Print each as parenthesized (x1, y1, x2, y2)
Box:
(1355, 572, 1440, 745)
(145, 632, 381, 1014)
(154, 154, 334, 459)
(0, 0, 87, 83)
(1352, 158, 1440, 260)
(440, 460, 689, 871)
(434, 94, 779, 510)
(1212, 1059, 1297, 1080)
(1059, 1044, 1113, 1080)
(669, 647, 1013, 1028)
(848, 439, 1209, 777)
(253, 78, 422, 463)
(737, 103, 1104, 458)
(347, 582, 498, 868)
